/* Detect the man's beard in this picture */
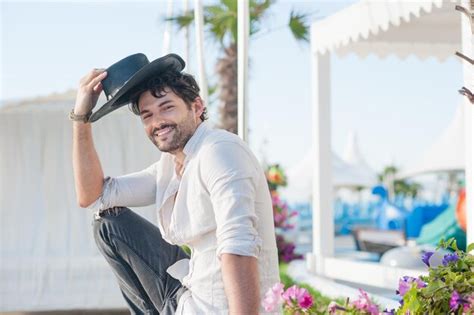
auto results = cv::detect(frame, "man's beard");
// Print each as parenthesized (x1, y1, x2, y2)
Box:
(149, 115, 195, 153)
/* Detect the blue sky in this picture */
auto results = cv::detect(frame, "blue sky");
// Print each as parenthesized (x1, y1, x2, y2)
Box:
(1, 0, 463, 173)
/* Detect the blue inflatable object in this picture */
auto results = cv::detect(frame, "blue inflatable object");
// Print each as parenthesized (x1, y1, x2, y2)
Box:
(405, 204, 448, 238)
(371, 186, 408, 230)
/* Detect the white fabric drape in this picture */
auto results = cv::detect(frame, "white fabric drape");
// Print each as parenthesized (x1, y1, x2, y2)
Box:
(0, 101, 161, 311)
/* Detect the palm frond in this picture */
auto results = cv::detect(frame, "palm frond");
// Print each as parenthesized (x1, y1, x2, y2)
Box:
(250, 0, 274, 21)
(221, 0, 237, 13)
(249, 0, 274, 35)
(166, 11, 194, 29)
(204, 4, 237, 45)
(288, 10, 309, 42)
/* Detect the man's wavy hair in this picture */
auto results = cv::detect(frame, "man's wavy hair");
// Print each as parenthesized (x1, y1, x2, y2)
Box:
(129, 70, 208, 121)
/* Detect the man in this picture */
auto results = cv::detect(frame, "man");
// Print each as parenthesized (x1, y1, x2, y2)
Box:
(71, 53, 280, 314)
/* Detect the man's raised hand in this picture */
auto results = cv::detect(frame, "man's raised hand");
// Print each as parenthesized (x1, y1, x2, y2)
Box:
(74, 69, 107, 115)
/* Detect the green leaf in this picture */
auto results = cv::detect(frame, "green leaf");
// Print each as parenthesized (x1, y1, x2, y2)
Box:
(451, 239, 459, 251)
(458, 260, 469, 271)
(467, 242, 474, 253)
(399, 286, 421, 314)
(424, 281, 441, 295)
(437, 238, 446, 250)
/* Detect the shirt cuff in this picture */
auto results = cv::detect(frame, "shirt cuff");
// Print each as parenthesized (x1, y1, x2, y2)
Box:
(87, 176, 114, 213)
(216, 233, 262, 259)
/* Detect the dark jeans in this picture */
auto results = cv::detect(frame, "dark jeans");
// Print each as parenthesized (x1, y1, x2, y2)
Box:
(93, 207, 189, 315)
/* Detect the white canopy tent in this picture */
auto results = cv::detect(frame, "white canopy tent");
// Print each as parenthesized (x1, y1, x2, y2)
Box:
(0, 92, 161, 311)
(308, 0, 473, 290)
(343, 131, 377, 180)
(284, 133, 377, 203)
(398, 103, 465, 177)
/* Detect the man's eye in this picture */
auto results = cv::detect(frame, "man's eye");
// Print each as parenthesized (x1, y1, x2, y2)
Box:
(165, 106, 173, 110)
(142, 114, 151, 120)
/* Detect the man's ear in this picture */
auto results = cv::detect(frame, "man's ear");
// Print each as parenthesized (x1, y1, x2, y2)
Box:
(193, 97, 205, 119)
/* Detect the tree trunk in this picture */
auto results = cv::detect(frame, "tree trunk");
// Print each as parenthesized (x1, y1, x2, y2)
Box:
(216, 43, 238, 134)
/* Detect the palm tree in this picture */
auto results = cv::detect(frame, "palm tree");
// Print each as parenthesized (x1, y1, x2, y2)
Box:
(378, 165, 421, 198)
(169, 0, 310, 133)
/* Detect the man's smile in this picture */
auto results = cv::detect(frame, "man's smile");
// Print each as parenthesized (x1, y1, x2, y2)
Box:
(154, 123, 176, 139)
(156, 126, 174, 137)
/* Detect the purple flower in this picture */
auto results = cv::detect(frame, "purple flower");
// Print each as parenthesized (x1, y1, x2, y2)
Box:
(396, 276, 425, 296)
(450, 291, 461, 310)
(397, 276, 413, 296)
(442, 253, 459, 266)
(421, 251, 434, 267)
(415, 277, 427, 288)
(450, 291, 470, 312)
(383, 308, 395, 315)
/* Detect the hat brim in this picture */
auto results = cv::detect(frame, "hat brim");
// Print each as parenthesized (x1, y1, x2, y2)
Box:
(89, 53, 185, 123)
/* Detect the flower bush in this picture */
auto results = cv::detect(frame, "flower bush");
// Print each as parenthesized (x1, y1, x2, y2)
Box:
(266, 164, 302, 263)
(272, 193, 297, 231)
(271, 238, 473, 314)
(396, 238, 474, 314)
(262, 282, 316, 314)
(327, 289, 388, 315)
(277, 234, 303, 263)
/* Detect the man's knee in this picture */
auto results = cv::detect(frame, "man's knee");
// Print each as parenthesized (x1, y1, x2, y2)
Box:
(92, 207, 131, 249)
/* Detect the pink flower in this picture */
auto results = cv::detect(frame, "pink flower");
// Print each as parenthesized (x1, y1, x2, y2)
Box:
(282, 285, 313, 310)
(350, 289, 380, 315)
(282, 285, 305, 303)
(262, 282, 284, 312)
(298, 292, 313, 309)
(264, 283, 313, 312)
(466, 293, 474, 311)
(328, 301, 338, 314)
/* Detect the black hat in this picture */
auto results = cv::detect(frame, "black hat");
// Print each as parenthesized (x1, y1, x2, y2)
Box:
(89, 53, 185, 122)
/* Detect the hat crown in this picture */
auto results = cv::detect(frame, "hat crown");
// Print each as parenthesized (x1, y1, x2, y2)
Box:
(88, 53, 185, 123)
(102, 53, 149, 99)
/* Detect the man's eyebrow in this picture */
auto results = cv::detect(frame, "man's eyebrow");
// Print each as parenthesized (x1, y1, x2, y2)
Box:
(157, 99, 173, 108)
(139, 100, 173, 116)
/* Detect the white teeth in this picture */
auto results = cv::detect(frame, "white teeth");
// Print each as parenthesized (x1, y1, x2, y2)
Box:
(157, 126, 172, 137)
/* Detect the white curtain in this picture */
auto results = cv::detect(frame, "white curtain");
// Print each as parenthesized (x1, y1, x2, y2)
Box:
(0, 102, 161, 311)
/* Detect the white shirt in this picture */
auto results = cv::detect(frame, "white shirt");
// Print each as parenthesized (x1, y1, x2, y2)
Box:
(89, 121, 281, 314)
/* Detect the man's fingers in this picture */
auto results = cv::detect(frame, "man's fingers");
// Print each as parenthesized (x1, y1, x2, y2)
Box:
(93, 82, 103, 93)
(87, 71, 107, 90)
(80, 68, 106, 86)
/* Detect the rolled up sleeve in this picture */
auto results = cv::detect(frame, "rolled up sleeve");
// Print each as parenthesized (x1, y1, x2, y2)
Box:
(87, 162, 158, 212)
(201, 141, 262, 260)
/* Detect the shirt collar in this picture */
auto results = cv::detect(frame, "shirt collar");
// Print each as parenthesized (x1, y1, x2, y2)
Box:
(182, 120, 211, 162)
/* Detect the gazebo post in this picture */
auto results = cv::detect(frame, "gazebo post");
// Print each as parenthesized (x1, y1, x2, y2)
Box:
(461, 0, 473, 246)
(309, 48, 334, 275)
